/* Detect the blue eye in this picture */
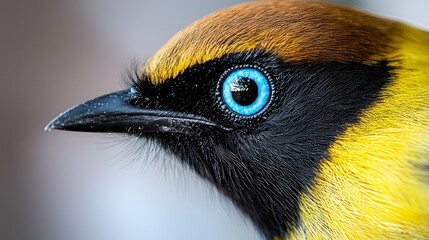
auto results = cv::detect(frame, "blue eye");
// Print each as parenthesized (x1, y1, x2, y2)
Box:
(221, 67, 271, 116)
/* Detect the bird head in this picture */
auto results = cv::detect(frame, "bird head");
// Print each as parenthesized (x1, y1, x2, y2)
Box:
(46, 0, 406, 238)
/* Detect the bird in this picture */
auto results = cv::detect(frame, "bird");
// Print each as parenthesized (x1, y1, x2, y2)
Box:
(46, 0, 429, 239)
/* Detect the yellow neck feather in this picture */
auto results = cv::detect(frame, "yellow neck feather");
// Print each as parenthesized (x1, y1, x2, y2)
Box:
(288, 26, 429, 239)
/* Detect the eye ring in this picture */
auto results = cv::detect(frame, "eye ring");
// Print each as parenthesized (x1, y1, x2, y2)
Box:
(217, 65, 274, 119)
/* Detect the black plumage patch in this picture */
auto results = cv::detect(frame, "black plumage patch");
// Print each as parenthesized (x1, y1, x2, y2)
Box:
(128, 50, 394, 239)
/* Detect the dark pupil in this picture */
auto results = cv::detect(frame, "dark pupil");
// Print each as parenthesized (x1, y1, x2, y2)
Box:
(230, 77, 258, 106)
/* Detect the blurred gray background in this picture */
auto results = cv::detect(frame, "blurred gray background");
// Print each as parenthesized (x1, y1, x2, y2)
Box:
(1, 0, 428, 240)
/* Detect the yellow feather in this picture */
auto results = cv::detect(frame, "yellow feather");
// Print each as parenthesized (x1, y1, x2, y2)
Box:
(289, 26, 429, 239)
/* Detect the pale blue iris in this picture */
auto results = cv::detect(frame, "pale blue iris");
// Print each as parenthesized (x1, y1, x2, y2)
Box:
(222, 68, 270, 116)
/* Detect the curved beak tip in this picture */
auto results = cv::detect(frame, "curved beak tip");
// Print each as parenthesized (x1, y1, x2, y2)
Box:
(44, 114, 66, 132)
(44, 122, 54, 132)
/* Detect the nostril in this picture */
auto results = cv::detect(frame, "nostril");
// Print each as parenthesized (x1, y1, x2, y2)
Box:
(127, 92, 141, 106)
(129, 87, 139, 94)
(128, 92, 156, 110)
(128, 87, 147, 106)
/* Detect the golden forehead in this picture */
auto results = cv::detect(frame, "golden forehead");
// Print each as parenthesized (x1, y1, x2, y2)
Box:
(142, 0, 399, 84)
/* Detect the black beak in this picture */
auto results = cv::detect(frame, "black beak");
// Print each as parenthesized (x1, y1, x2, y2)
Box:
(45, 88, 227, 134)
